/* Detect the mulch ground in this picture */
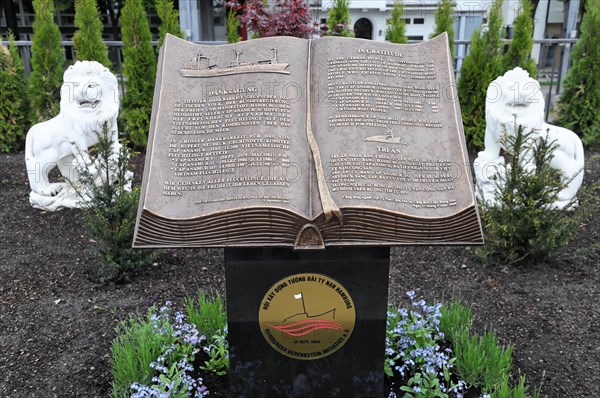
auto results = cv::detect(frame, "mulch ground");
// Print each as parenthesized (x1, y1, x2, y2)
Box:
(1, 151, 599, 397)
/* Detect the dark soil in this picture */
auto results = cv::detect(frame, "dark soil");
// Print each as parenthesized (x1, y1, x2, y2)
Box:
(1, 151, 599, 398)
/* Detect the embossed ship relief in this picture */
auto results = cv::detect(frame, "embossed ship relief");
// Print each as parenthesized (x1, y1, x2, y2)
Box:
(179, 48, 290, 78)
(365, 131, 408, 145)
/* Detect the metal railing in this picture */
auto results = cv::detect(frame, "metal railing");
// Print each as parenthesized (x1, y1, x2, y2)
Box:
(454, 38, 577, 119)
(1, 37, 576, 116)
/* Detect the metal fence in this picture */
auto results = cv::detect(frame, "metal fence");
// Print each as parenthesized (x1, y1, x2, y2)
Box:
(0, 40, 226, 98)
(1, 37, 576, 116)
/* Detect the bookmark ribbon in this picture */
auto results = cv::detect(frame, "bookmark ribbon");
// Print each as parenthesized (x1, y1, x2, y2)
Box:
(305, 41, 343, 225)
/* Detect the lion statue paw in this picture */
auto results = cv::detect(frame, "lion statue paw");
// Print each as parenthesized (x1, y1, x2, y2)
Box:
(25, 60, 127, 211)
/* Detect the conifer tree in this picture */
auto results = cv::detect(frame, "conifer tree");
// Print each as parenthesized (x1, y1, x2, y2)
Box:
(28, 0, 64, 123)
(226, 7, 241, 43)
(555, 0, 600, 146)
(457, 0, 504, 150)
(8, 32, 24, 78)
(327, 0, 353, 37)
(386, 0, 407, 44)
(9, 31, 28, 131)
(430, 0, 455, 59)
(502, 0, 537, 77)
(121, 0, 157, 148)
(0, 33, 29, 152)
(156, 0, 184, 49)
(73, 0, 110, 67)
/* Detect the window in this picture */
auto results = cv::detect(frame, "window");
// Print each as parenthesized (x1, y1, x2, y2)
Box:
(407, 36, 424, 41)
(413, 18, 425, 24)
(387, 18, 410, 25)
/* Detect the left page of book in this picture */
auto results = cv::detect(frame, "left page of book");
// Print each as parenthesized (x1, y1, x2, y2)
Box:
(140, 35, 312, 219)
(134, 35, 313, 247)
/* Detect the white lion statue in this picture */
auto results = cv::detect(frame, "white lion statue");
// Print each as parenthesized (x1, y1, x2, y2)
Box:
(473, 67, 584, 209)
(25, 60, 127, 211)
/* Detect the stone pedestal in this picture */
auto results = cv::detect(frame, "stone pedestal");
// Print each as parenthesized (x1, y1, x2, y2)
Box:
(225, 247, 390, 398)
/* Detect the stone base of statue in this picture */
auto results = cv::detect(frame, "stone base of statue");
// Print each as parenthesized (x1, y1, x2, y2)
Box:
(225, 247, 390, 398)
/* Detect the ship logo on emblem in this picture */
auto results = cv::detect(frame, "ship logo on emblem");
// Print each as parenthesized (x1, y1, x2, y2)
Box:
(259, 273, 355, 360)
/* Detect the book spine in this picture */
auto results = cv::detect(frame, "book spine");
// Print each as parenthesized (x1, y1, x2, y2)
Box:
(305, 40, 343, 225)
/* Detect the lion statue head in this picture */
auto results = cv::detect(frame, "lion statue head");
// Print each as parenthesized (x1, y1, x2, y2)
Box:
(485, 67, 545, 139)
(60, 60, 119, 126)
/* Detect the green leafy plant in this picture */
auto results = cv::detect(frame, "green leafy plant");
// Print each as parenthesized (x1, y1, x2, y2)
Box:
(386, 0, 407, 44)
(440, 301, 512, 388)
(326, 0, 353, 37)
(502, 0, 537, 77)
(474, 125, 593, 265)
(156, 0, 184, 49)
(430, 0, 455, 59)
(554, 0, 600, 147)
(0, 33, 29, 152)
(200, 332, 229, 376)
(28, 0, 65, 123)
(439, 301, 542, 398)
(457, 0, 504, 150)
(121, 0, 157, 147)
(112, 302, 209, 398)
(185, 290, 227, 339)
(439, 301, 471, 342)
(452, 329, 513, 388)
(114, 294, 545, 397)
(490, 375, 543, 398)
(386, 292, 468, 397)
(226, 7, 241, 43)
(70, 122, 159, 281)
(111, 310, 169, 396)
(73, 0, 111, 67)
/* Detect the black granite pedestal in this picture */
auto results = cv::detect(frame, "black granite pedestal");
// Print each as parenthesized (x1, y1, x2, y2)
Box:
(225, 247, 390, 398)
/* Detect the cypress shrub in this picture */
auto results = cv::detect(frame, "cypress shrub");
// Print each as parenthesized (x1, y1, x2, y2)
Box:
(28, 0, 64, 123)
(71, 122, 159, 282)
(226, 7, 241, 43)
(457, 0, 504, 150)
(73, 0, 110, 67)
(474, 125, 597, 265)
(386, 0, 407, 44)
(0, 34, 29, 152)
(326, 0, 353, 37)
(430, 0, 455, 59)
(156, 0, 184, 49)
(8, 32, 28, 129)
(121, 0, 157, 148)
(502, 0, 537, 77)
(554, 0, 600, 147)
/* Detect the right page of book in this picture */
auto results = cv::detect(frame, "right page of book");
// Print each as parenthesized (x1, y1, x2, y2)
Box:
(310, 35, 482, 243)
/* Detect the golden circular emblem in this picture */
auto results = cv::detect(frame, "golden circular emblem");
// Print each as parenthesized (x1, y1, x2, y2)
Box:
(258, 273, 356, 360)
